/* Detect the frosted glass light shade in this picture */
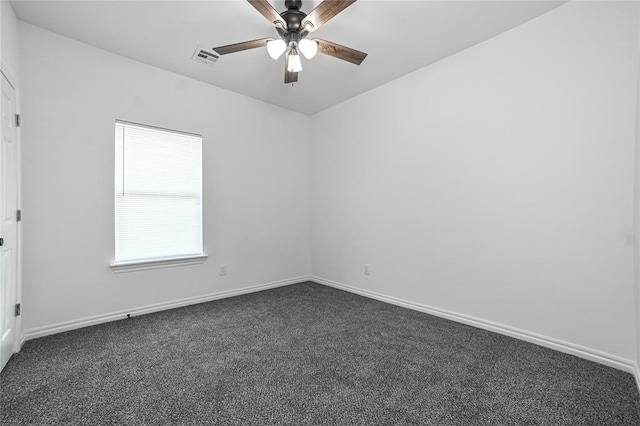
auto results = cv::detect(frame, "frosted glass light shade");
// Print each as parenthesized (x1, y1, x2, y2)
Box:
(267, 39, 286, 59)
(287, 53, 303, 72)
(299, 39, 318, 59)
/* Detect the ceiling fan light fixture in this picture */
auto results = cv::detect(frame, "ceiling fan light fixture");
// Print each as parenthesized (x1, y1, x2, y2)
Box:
(287, 51, 303, 72)
(214, 0, 367, 84)
(298, 39, 318, 59)
(266, 39, 287, 59)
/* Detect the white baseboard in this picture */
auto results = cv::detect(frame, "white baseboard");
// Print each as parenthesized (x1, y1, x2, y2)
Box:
(23, 276, 311, 342)
(21, 274, 639, 378)
(19, 333, 27, 350)
(312, 276, 636, 374)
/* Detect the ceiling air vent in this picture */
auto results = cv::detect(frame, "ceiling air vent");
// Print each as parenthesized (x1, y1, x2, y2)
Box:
(192, 46, 220, 67)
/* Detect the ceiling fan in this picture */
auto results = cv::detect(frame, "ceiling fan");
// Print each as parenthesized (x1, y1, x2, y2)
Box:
(213, 0, 367, 84)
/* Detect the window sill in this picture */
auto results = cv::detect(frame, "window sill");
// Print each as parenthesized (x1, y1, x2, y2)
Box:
(110, 255, 208, 274)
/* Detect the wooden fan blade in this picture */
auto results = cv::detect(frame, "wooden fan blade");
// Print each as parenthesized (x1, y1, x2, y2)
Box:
(285, 51, 298, 84)
(247, 0, 287, 30)
(314, 38, 367, 65)
(213, 38, 273, 55)
(301, 0, 357, 32)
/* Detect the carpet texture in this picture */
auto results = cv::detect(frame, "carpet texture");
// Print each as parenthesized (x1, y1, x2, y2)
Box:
(2, 282, 639, 425)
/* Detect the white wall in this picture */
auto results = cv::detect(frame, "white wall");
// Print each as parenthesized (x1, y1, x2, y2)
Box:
(1, 0, 19, 85)
(1, 0, 3, 68)
(15, 0, 640, 379)
(310, 1, 639, 366)
(19, 22, 310, 332)
(634, 0, 640, 384)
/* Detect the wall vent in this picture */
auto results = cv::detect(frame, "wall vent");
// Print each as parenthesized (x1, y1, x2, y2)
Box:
(192, 46, 220, 67)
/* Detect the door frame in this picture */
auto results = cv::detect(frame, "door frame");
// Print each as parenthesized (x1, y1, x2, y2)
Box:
(0, 66, 22, 362)
(635, 42, 640, 387)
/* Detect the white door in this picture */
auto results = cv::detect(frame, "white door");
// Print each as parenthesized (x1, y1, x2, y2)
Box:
(0, 72, 18, 372)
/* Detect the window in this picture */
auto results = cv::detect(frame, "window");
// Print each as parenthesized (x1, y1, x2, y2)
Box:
(111, 120, 205, 272)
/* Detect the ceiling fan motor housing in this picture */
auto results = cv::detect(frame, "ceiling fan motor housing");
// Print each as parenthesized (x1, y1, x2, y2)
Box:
(285, 0, 302, 11)
(281, 0, 307, 32)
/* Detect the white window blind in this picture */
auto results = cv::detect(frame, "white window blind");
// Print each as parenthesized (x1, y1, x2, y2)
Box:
(114, 120, 203, 265)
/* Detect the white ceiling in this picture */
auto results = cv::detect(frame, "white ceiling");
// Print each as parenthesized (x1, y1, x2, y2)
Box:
(10, 0, 566, 115)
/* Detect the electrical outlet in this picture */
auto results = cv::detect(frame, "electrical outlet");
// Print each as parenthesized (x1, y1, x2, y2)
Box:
(364, 264, 370, 275)
(219, 264, 226, 276)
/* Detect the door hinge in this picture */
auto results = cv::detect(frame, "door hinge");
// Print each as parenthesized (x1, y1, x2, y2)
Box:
(15, 303, 20, 317)
(15, 114, 20, 128)
(16, 209, 21, 222)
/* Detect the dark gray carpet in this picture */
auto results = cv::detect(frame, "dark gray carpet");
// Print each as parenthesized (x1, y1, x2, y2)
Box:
(2, 282, 639, 425)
